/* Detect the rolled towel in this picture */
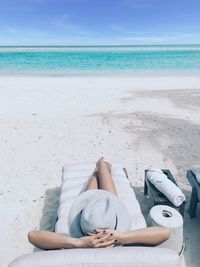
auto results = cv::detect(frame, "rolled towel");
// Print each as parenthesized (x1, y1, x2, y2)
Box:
(191, 165, 200, 183)
(146, 168, 186, 207)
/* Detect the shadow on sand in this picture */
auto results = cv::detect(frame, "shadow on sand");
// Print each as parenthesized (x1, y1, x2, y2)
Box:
(33, 187, 61, 252)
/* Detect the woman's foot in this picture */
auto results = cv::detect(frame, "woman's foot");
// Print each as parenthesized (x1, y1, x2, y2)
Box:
(96, 157, 104, 167)
(96, 157, 112, 173)
(105, 161, 112, 173)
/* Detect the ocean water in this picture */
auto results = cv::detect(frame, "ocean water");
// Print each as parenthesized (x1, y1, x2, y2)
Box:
(0, 45, 200, 76)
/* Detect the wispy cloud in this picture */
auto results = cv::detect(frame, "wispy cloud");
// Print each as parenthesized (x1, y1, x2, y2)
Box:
(120, 32, 200, 44)
(111, 24, 148, 35)
(47, 14, 92, 36)
(50, 14, 73, 29)
(111, 24, 159, 36)
(0, 18, 93, 46)
(110, 22, 200, 44)
(121, 0, 157, 9)
(0, 25, 49, 38)
(111, 23, 200, 40)
(4, 13, 93, 37)
(111, 24, 126, 33)
(73, 31, 92, 36)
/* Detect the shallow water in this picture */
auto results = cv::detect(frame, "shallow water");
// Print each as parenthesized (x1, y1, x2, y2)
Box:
(0, 45, 200, 76)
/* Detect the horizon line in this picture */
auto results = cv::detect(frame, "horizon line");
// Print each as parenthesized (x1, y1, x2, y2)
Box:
(0, 43, 200, 47)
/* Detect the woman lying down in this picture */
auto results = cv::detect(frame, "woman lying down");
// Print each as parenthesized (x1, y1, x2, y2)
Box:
(28, 158, 170, 249)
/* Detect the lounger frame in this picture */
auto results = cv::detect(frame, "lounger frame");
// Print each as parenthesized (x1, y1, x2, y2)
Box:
(144, 169, 186, 217)
(186, 170, 200, 218)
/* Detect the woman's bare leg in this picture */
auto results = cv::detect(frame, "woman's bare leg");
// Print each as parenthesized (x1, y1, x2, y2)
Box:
(85, 171, 98, 191)
(97, 158, 118, 196)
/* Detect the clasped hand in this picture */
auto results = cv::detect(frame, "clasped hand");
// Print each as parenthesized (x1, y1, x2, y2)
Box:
(77, 229, 122, 248)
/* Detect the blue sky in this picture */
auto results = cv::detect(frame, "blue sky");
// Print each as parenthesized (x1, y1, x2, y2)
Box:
(0, 0, 200, 45)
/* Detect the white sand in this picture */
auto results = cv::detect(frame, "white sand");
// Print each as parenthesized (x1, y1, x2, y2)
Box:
(1, 75, 200, 267)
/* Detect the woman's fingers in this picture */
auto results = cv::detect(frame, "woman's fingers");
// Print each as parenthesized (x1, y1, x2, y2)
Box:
(96, 233, 115, 243)
(88, 230, 114, 239)
(95, 238, 116, 248)
(87, 232, 95, 236)
(80, 233, 116, 248)
(94, 230, 107, 239)
(88, 229, 104, 236)
(87, 230, 115, 248)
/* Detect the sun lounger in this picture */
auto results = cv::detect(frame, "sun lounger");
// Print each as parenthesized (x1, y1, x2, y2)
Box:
(144, 169, 186, 217)
(9, 164, 181, 267)
(186, 170, 200, 218)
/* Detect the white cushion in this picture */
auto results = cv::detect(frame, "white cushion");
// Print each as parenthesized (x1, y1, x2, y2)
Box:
(55, 163, 146, 234)
(9, 247, 181, 267)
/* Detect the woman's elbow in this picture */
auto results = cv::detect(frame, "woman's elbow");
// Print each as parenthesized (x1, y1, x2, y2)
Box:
(162, 227, 171, 242)
(28, 230, 37, 245)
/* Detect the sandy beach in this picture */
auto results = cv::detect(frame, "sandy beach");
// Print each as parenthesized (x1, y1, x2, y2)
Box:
(1, 75, 200, 267)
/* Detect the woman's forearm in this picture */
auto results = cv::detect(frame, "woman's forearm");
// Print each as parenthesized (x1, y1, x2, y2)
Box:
(28, 230, 115, 250)
(28, 231, 79, 250)
(119, 227, 170, 246)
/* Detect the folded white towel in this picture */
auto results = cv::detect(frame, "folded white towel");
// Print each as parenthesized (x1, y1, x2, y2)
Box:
(191, 165, 200, 183)
(146, 168, 186, 207)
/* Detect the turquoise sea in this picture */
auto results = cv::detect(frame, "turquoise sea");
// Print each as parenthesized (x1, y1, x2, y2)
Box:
(0, 45, 200, 76)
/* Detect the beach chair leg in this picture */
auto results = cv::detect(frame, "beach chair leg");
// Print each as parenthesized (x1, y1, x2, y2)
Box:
(144, 179, 148, 195)
(179, 201, 185, 217)
(123, 168, 129, 179)
(188, 188, 198, 218)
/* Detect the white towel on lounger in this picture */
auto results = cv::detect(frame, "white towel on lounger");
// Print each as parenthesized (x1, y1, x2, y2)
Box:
(146, 168, 185, 207)
(191, 165, 200, 183)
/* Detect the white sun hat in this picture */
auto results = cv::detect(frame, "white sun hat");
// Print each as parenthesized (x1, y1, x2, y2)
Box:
(68, 189, 131, 238)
